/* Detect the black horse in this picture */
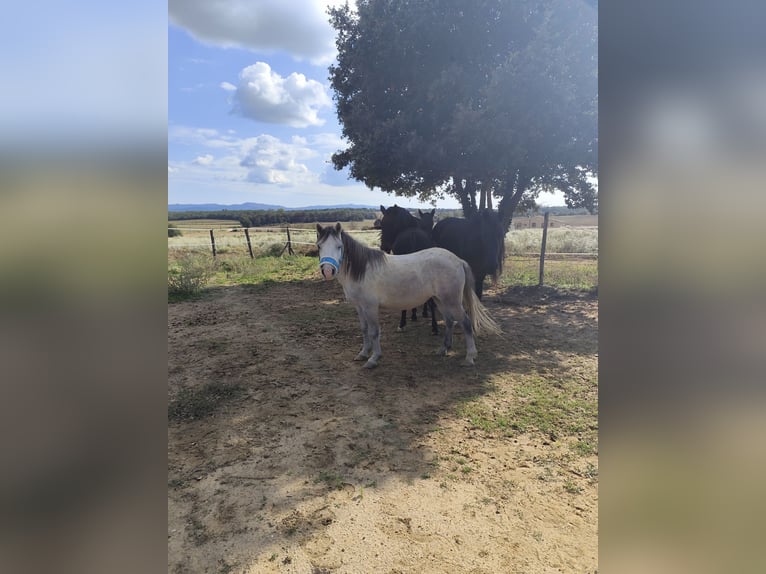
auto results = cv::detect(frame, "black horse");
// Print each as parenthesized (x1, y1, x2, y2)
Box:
(379, 205, 438, 334)
(431, 210, 505, 300)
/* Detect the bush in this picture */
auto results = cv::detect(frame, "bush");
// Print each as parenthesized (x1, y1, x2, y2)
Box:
(168, 224, 183, 237)
(168, 254, 214, 297)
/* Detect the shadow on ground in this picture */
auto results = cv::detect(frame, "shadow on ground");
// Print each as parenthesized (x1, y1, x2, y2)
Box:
(168, 278, 598, 573)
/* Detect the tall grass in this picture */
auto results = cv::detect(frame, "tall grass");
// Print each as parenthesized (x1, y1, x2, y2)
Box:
(505, 227, 598, 255)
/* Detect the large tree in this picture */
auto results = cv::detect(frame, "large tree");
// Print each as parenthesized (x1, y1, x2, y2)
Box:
(328, 0, 597, 229)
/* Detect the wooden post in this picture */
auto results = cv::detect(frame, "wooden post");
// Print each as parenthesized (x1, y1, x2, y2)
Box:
(538, 212, 549, 286)
(209, 229, 217, 258)
(244, 228, 254, 258)
(287, 227, 295, 255)
(279, 226, 295, 256)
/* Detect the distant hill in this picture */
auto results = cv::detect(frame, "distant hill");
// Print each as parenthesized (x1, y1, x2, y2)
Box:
(168, 202, 378, 212)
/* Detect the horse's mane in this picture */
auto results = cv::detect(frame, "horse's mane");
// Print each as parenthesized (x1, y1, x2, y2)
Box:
(380, 205, 418, 253)
(341, 230, 386, 282)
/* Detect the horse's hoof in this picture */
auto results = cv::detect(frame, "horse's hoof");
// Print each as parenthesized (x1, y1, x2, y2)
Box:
(461, 359, 476, 367)
(354, 353, 368, 361)
(363, 360, 377, 369)
(436, 347, 448, 356)
(397, 326, 404, 332)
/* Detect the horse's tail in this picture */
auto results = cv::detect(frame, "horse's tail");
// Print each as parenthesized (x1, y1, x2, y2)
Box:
(478, 211, 505, 281)
(462, 261, 502, 336)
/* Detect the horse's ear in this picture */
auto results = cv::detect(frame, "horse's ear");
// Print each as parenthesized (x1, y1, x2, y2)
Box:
(380, 205, 387, 214)
(430, 209, 435, 216)
(316, 223, 323, 237)
(418, 209, 424, 217)
(335, 222, 342, 234)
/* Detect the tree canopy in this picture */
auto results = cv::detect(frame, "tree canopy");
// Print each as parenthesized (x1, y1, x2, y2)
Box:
(328, 0, 597, 229)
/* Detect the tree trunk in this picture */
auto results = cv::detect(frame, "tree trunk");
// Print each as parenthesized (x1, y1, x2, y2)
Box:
(497, 171, 529, 233)
(479, 186, 486, 211)
(464, 179, 477, 217)
(454, 177, 472, 215)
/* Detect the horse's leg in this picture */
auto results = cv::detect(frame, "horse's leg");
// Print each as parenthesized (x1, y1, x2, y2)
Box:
(437, 309, 454, 356)
(411, 307, 417, 321)
(422, 302, 429, 318)
(429, 299, 438, 335)
(475, 273, 485, 300)
(363, 308, 382, 369)
(398, 310, 407, 332)
(354, 307, 371, 361)
(460, 313, 478, 366)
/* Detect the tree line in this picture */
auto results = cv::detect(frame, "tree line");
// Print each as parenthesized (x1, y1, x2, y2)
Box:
(168, 208, 380, 228)
(168, 204, 588, 230)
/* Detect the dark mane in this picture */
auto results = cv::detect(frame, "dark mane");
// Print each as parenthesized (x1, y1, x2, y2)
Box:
(341, 231, 386, 282)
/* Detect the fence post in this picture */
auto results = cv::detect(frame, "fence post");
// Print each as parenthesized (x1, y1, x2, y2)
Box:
(209, 229, 217, 258)
(538, 212, 549, 286)
(244, 228, 254, 259)
(280, 226, 295, 256)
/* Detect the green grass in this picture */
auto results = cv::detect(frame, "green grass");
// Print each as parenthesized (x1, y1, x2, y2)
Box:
(500, 256, 598, 290)
(209, 255, 317, 286)
(564, 480, 584, 494)
(456, 373, 598, 453)
(168, 253, 319, 301)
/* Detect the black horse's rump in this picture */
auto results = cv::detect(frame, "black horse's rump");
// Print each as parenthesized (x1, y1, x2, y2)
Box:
(379, 205, 438, 333)
(392, 227, 434, 254)
(432, 211, 505, 299)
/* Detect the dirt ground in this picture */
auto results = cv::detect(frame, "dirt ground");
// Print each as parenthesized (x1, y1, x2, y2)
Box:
(168, 278, 598, 573)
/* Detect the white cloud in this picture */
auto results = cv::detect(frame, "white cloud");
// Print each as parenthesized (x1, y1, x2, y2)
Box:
(192, 154, 214, 165)
(170, 127, 322, 187)
(225, 62, 332, 128)
(169, 126, 240, 148)
(168, 0, 339, 65)
(220, 81, 236, 92)
(239, 134, 319, 186)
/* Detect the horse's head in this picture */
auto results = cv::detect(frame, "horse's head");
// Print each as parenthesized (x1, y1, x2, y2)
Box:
(417, 208, 436, 232)
(316, 222, 343, 280)
(379, 204, 417, 253)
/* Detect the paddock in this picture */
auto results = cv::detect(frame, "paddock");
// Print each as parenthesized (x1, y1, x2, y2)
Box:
(168, 276, 598, 573)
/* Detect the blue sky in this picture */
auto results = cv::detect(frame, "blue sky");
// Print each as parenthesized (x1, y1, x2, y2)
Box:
(168, 0, 565, 209)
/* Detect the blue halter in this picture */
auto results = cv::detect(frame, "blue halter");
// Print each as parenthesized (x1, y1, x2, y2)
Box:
(319, 250, 343, 272)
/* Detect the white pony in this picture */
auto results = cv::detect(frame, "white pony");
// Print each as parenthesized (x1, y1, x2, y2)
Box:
(316, 223, 500, 368)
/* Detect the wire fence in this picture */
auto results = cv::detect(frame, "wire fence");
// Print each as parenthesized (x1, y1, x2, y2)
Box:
(168, 219, 597, 287)
(168, 225, 597, 253)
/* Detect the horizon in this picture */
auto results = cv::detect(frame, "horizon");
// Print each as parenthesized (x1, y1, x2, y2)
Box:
(167, 198, 572, 211)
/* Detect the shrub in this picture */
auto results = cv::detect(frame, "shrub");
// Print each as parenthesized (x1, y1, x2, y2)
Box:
(168, 254, 214, 298)
(168, 224, 183, 237)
